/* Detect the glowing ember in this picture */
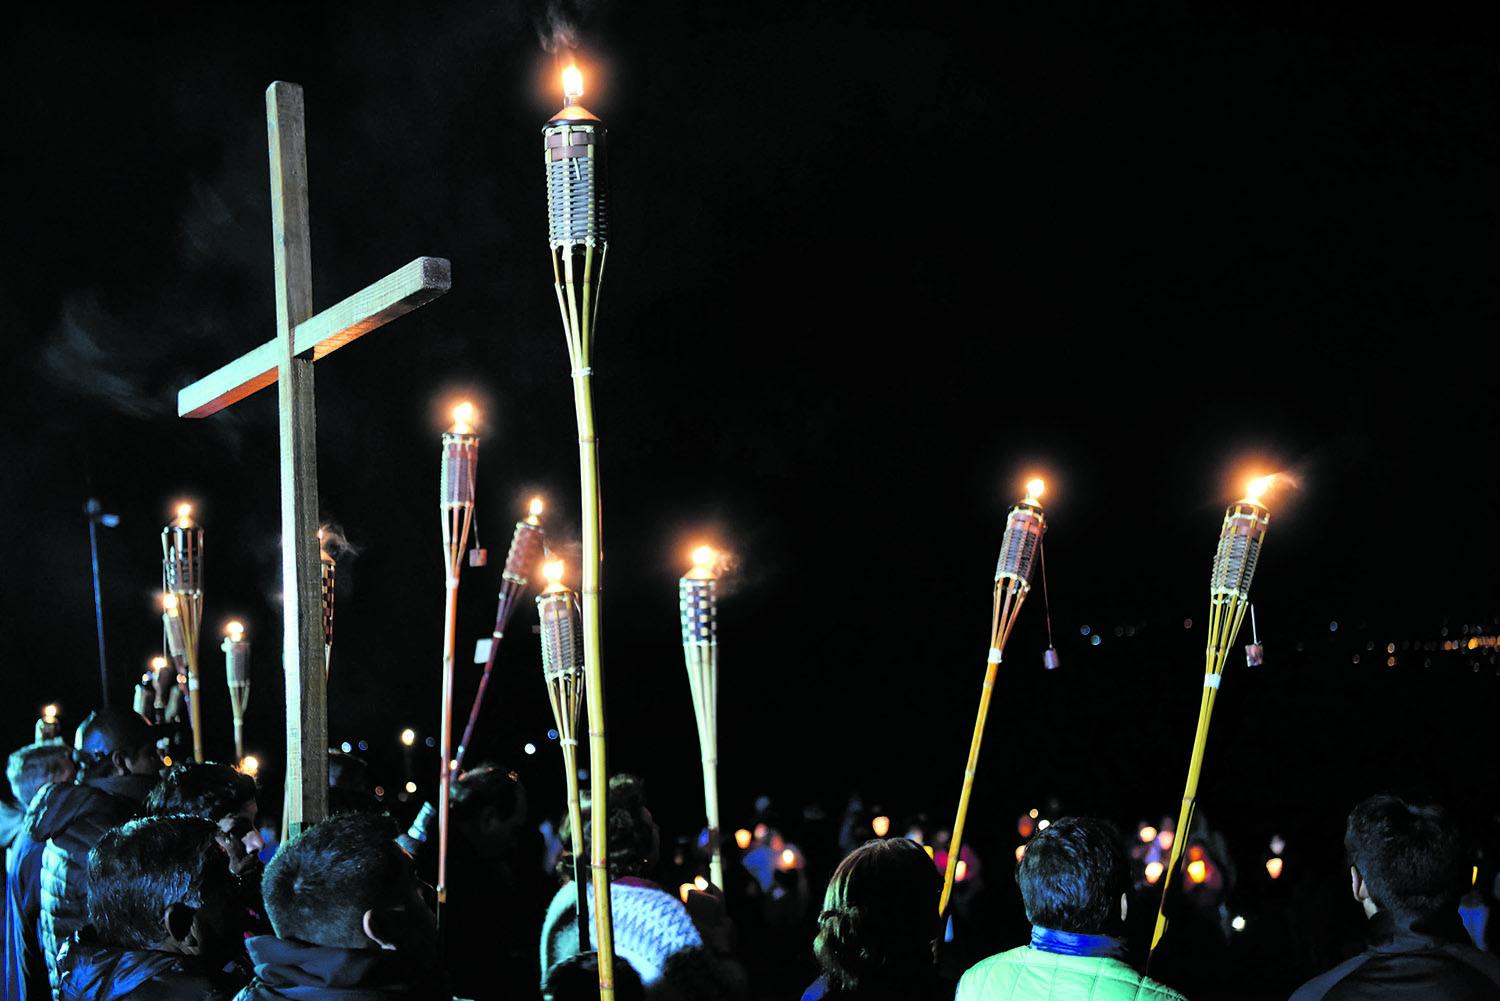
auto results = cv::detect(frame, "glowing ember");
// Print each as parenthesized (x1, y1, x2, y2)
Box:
(1186, 859, 1208, 884)
(734, 828, 752, 850)
(1025, 478, 1045, 503)
(225, 621, 245, 642)
(562, 64, 584, 100)
(1266, 856, 1284, 879)
(871, 815, 891, 838)
(1145, 861, 1164, 884)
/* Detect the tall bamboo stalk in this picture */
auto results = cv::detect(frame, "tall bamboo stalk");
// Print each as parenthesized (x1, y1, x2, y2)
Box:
(939, 484, 1047, 919)
(539, 565, 590, 953)
(1149, 482, 1271, 962)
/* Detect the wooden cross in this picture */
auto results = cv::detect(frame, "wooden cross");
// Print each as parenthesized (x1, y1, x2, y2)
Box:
(178, 82, 450, 836)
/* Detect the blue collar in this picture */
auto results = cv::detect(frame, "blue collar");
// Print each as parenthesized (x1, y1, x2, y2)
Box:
(1030, 925, 1129, 960)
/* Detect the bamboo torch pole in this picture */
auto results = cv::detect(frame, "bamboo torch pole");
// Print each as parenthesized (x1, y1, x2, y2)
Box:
(222, 621, 251, 761)
(939, 479, 1048, 919)
(544, 59, 616, 998)
(1149, 475, 1273, 963)
(455, 497, 547, 772)
(680, 545, 723, 889)
(162, 503, 205, 761)
(436, 401, 479, 930)
(538, 559, 591, 953)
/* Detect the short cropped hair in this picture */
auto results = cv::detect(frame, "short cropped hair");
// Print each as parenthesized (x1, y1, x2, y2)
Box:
(261, 811, 408, 948)
(814, 838, 940, 992)
(88, 815, 223, 950)
(1346, 794, 1466, 916)
(1016, 817, 1129, 934)
(7, 743, 73, 808)
(147, 761, 256, 821)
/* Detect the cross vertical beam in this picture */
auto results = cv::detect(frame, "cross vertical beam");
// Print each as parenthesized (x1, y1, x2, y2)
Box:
(268, 81, 328, 835)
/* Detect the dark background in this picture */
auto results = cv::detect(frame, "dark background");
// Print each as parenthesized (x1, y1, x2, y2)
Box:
(1, 1, 1497, 993)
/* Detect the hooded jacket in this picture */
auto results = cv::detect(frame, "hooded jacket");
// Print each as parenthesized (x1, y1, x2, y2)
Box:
(35, 773, 156, 997)
(55, 930, 237, 1001)
(1289, 908, 1500, 1001)
(231, 936, 450, 1001)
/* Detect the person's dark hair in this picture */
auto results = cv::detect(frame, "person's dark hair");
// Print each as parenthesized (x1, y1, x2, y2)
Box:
(562, 774, 657, 878)
(814, 838, 940, 993)
(328, 750, 373, 793)
(543, 951, 645, 1001)
(73, 707, 157, 777)
(87, 814, 222, 950)
(1016, 817, 1129, 934)
(8, 742, 73, 808)
(1345, 794, 1466, 916)
(146, 761, 256, 821)
(450, 765, 522, 826)
(261, 810, 408, 948)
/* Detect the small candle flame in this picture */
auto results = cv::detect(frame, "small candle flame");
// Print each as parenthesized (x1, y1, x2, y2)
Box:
(41, 705, 58, 724)
(450, 401, 476, 434)
(150, 656, 169, 672)
(1025, 478, 1045, 503)
(562, 64, 584, 100)
(225, 621, 245, 642)
(175, 502, 193, 524)
(542, 559, 567, 589)
(529, 496, 545, 518)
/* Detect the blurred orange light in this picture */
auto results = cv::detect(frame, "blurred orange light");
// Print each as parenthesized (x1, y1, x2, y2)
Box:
(781, 848, 796, 868)
(694, 875, 709, 891)
(240, 755, 260, 777)
(225, 621, 245, 642)
(1187, 859, 1208, 884)
(734, 828, 752, 850)
(1140, 826, 1158, 844)
(1157, 830, 1174, 851)
(1025, 478, 1045, 503)
(175, 503, 193, 521)
(1014, 844, 1026, 863)
(562, 65, 584, 100)
(450, 401, 476, 433)
(1266, 856, 1284, 879)
(529, 496, 545, 518)
(1145, 861, 1164, 884)
(678, 883, 694, 903)
(955, 860, 969, 882)
(1188, 845, 1205, 862)
(543, 560, 566, 587)
(872, 815, 891, 838)
(1018, 816, 1035, 838)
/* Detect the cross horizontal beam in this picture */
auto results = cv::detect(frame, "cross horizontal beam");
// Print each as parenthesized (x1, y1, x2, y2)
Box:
(178, 255, 451, 418)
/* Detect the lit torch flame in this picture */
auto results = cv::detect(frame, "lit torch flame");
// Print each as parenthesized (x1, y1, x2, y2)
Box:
(1244, 476, 1273, 505)
(686, 545, 717, 579)
(161, 593, 179, 613)
(529, 496, 545, 519)
(1025, 478, 1045, 504)
(562, 64, 584, 101)
(450, 401, 476, 435)
(175, 502, 193, 524)
(41, 705, 58, 724)
(225, 621, 245, 642)
(150, 656, 169, 672)
(542, 559, 567, 592)
(240, 755, 260, 778)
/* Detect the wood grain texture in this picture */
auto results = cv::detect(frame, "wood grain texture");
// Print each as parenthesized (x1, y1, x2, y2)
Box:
(268, 80, 329, 836)
(177, 256, 451, 418)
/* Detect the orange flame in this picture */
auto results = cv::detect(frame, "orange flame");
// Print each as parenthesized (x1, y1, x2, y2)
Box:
(542, 559, 566, 590)
(1187, 859, 1209, 884)
(529, 496, 545, 518)
(450, 401, 476, 434)
(562, 64, 584, 100)
(225, 621, 245, 642)
(1025, 478, 1045, 504)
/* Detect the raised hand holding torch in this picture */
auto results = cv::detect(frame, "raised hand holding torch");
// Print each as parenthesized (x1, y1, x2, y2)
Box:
(455, 496, 547, 772)
(222, 621, 251, 762)
(1149, 475, 1274, 961)
(940, 479, 1048, 918)
(680, 545, 723, 889)
(538, 559, 590, 952)
(436, 401, 478, 924)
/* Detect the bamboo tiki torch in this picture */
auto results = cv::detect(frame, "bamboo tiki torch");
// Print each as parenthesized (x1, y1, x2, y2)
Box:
(320, 530, 336, 677)
(544, 59, 616, 995)
(1149, 476, 1273, 961)
(148, 655, 174, 724)
(436, 401, 478, 924)
(455, 497, 547, 772)
(680, 545, 723, 889)
(538, 559, 590, 953)
(939, 479, 1048, 919)
(222, 621, 251, 762)
(162, 503, 205, 761)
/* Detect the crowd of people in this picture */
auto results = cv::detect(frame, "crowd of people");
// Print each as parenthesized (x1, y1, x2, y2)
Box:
(0, 705, 1497, 999)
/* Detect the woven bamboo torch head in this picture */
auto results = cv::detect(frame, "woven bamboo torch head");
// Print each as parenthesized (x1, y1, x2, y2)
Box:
(995, 479, 1047, 592)
(441, 403, 479, 512)
(162, 503, 204, 595)
(544, 63, 607, 254)
(680, 546, 719, 647)
(504, 497, 548, 587)
(537, 560, 583, 688)
(1211, 477, 1273, 601)
(222, 621, 251, 689)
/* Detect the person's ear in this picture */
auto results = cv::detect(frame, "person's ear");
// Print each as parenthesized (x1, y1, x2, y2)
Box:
(163, 902, 199, 952)
(108, 749, 131, 776)
(1120, 892, 1129, 923)
(1350, 866, 1370, 902)
(362, 909, 400, 951)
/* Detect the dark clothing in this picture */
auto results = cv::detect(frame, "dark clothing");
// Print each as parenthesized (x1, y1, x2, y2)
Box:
(1290, 909, 1500, 1001)
(56, 930, 237, 1000)
(6, 818, 50, 1001)
(37, 774, 156, 996)
(801, 973, 949, 1001)
(232, 936, 449, 1001)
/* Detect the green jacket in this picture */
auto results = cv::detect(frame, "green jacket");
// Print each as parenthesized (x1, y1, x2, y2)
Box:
(956, 945, 1188, 1001)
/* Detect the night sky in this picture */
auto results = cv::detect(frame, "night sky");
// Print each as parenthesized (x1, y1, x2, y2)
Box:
(2, 1, 1497, 859)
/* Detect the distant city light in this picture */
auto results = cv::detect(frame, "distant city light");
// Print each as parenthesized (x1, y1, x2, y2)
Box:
(405, 781, 418, 794)
(524, 743, 537, 755)
(1232, 915, 1246, 932)
(400, 729, 416, 746)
